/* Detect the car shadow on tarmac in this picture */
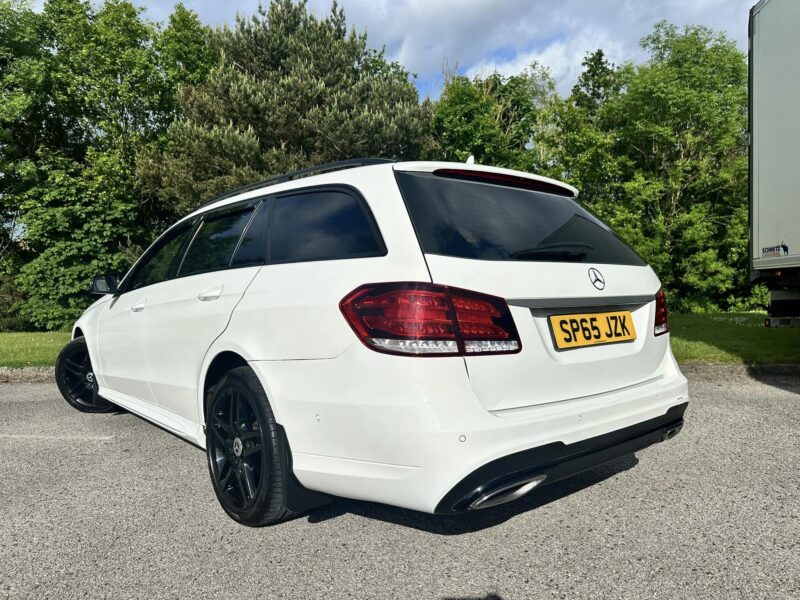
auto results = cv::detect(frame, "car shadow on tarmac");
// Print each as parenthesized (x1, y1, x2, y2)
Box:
(745, 365, 800, 395)
(679, 364, 800, 395)
(305, 453, 638, 535)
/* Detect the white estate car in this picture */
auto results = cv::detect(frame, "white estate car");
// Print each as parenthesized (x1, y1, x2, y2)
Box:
(56, 159, 688, 526)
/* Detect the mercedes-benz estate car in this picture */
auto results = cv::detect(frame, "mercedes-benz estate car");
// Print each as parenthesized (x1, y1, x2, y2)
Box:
(56, 159, 688, 526)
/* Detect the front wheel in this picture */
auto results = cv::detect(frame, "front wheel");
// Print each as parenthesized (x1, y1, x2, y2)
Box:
(55, 337, 115, 413)
(206, 366, 295, 526)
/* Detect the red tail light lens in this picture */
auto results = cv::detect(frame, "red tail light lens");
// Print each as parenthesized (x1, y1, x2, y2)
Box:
(654, 288, 669, 336)
(340, 283, 521, 356)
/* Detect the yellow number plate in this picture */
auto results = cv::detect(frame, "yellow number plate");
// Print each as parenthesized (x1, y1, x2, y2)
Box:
(548, 310, 637, 350)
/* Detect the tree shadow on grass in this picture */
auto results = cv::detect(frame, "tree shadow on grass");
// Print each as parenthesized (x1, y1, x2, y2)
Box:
(305, 453, 638, 535)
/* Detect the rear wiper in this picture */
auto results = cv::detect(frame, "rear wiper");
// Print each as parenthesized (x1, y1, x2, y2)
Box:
(509, 243, 593, 260)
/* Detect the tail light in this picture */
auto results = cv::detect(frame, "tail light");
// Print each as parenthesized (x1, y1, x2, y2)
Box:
(340, 282, 521, 356)
(654, 288, 669, 336)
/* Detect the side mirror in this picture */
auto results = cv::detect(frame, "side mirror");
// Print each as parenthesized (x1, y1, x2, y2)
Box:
(90, 273, 121, 295)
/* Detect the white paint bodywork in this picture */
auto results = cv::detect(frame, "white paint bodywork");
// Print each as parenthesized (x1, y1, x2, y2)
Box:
(72, 161, 688, 513)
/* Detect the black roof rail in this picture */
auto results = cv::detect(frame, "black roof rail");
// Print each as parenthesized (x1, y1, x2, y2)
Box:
(197, 158, 396, 209)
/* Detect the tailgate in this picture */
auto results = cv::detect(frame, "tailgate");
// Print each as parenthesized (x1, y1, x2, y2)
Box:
(426, 255, 665, 411)
(394, 165, 668, 412)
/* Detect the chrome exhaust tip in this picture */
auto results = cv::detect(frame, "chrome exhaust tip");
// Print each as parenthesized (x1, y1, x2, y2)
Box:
(468, 474, 547, 510)
(662, 424, 683, 441)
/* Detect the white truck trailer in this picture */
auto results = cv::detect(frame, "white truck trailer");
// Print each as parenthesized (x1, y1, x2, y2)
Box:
(750, 0, 800, 326)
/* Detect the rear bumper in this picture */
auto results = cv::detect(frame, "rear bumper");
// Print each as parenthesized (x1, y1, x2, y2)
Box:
(251, 342, 689, 514)
(434, 401, 687, 513)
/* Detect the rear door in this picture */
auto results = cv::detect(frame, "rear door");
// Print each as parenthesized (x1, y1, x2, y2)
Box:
(142, 200, 267, 422)
(395, 167, 666, 412)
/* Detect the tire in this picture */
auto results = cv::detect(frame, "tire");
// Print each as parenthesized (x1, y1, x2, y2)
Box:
(205, 366, 296, 526)
(55, 337, 115, 413)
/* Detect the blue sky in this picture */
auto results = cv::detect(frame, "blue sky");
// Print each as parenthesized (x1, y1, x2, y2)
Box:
(130, 0, 753, 97)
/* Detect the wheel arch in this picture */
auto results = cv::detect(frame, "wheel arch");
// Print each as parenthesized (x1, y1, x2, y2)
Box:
(198, 341, 288, 435)
(70, 314, 102, 386)
(201, 351, 249, 423)
(202, 349, 332, 520)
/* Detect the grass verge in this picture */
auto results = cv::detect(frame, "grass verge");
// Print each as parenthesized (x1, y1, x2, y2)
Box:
(670, 313, 800, 364)
(0, 331, 70, 368)
(0, 313, 798, 368)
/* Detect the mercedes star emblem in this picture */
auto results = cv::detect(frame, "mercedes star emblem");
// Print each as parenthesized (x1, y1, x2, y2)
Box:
(588, 268, 605, 290)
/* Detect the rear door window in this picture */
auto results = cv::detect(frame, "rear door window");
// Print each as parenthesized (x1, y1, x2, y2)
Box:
(395, 171, 645, 266)
(269, 188, 385, 263)
(231, 201, 267, 267)
(178, 204, 258, 277)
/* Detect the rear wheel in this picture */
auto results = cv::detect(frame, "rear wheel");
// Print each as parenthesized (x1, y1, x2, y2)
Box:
(206, 366, 295, 526)
(55, 337, 115, 413)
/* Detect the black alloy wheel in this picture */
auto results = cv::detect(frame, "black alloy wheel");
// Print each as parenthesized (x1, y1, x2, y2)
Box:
(206, 366, 294, 526)
(208, 384, 265, 511)
(55, 337, 115, 413)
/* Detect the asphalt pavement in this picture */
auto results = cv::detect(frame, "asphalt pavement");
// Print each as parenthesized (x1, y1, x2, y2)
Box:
(1, 366, 798, 599)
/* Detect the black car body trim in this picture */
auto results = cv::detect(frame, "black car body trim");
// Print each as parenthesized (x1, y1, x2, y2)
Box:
(435, 402, 688, 514)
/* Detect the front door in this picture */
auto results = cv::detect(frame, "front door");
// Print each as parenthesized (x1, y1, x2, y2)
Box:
(95, 218, 198, 403)
(96, 287, 151, 402)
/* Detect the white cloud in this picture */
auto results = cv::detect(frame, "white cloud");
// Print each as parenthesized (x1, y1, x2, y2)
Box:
(466, 25, 626, 95)
(128, 0, 753, 96)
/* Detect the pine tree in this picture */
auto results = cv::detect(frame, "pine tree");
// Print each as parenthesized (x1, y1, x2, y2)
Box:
(140, 0, 426, 214)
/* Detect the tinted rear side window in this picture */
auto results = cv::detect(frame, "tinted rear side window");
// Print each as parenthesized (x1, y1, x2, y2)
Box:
(270, 189, 384, 263)
(179, 206, 256, 277)
(395, 172, 645, 266)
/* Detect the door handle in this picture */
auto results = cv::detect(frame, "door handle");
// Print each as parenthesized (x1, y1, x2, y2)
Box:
(130, 301, 145, 313)
(197, 286, 223, 302)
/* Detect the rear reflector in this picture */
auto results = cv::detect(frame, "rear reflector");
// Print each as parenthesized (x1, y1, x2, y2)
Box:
(340, 282, 521, 356)
(654, 288, 669, 336)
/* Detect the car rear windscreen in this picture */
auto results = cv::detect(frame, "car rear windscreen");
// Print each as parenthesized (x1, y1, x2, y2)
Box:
(395, 171, 645, 266)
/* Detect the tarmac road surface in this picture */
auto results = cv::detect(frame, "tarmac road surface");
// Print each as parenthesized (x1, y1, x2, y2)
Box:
(1, 366, 798, 599)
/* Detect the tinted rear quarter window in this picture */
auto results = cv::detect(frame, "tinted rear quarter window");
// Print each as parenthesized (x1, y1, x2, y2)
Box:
(395, 171, 645, 266)
(269, 189, 384, 263)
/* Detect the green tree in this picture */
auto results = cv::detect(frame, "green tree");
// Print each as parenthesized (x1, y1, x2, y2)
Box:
(571, 49, 622, 116)
(155, 3, 215, 89)
(547, 25, 749, 311)
(428, 63, 558, 171)
(1, 0, 58, 330)
(544, 51, 630, 227)
(140, 0, 426, 214)
(0, 213, 29, 331)
(1, 0, 211, 329)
